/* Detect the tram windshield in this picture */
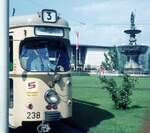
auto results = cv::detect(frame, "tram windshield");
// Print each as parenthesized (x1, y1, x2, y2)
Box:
(20, 39, 70, 72)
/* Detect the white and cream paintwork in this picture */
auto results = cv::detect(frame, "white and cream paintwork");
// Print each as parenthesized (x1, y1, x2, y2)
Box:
(9, 10, 72, 128)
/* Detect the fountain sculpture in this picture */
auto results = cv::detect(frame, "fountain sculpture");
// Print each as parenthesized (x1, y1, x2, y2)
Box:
(118, 12, 148, 73)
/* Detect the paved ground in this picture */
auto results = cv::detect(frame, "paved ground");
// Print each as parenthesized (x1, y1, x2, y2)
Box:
(9, 120, 88, 133)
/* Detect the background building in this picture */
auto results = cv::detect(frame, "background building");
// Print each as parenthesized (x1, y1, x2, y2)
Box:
(70, 44, 112, 71)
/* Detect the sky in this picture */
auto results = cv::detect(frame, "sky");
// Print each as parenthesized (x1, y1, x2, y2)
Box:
(9, 0, 150, 46)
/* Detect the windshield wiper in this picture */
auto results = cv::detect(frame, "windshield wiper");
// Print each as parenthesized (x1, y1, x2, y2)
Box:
(33, 48, 55, 72)
(54, 51, 61, 72)
(33, 48, 45, 71)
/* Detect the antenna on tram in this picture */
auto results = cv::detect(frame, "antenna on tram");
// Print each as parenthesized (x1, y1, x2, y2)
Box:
(12, 8, 15, 16)
(37, 11, 41, 17)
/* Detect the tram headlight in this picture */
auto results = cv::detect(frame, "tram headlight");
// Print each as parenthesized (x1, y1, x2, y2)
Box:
(44, 90, 59, 104)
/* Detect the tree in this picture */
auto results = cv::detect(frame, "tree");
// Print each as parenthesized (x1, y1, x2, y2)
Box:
(101, 46, 118, 71)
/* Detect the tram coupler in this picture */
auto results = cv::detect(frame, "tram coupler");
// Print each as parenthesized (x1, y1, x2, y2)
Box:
(37, 121, 51, 133)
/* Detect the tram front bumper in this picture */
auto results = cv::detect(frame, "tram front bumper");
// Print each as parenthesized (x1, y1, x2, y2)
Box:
(45, 111, 61, 121)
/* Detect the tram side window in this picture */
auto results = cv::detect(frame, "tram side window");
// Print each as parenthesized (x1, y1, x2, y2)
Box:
(9, 36, 13, 71)
(9, 79, 13, 108)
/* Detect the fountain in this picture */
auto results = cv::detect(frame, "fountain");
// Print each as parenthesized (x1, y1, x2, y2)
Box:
(118, 12, 149, 73)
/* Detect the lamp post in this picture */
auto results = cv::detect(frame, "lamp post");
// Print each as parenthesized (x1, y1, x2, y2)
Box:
(0, 0, 9, 132)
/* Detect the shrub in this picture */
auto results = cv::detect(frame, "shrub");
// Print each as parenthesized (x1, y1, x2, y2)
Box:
(99, 74, 137, 109)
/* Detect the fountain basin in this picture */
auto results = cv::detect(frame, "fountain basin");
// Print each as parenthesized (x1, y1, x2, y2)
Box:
(117, 45, 148, 73)
(118, 45, 148, 55)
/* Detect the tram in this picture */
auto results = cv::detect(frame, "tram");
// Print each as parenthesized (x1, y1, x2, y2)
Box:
(9, 9, 72, 132)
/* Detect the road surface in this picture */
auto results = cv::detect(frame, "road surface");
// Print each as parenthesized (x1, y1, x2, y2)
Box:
(9, 120, 89, 133)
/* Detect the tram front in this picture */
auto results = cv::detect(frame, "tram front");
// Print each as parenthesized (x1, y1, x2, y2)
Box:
(9, 9, 72, 130)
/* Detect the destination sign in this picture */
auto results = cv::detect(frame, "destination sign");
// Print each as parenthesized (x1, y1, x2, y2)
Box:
(35, 27, 64, 37)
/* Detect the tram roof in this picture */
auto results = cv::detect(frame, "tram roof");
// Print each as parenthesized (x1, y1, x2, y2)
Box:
(10, 13, 70, 29)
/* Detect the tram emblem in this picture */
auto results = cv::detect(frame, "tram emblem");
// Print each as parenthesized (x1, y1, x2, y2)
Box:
(28, 81, 36, 89)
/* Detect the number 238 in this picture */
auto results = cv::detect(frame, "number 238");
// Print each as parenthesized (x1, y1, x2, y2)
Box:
(27, 112, 40, 119)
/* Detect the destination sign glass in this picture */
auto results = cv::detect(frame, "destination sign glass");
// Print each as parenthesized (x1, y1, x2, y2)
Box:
(42, 9, 57, 23)
(35, 27, 64, 37)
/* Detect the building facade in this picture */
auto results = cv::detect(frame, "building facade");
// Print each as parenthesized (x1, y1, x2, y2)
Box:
(70, 44, 112, 71)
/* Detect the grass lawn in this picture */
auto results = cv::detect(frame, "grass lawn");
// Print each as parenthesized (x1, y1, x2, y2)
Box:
(71, 75, 150, 133)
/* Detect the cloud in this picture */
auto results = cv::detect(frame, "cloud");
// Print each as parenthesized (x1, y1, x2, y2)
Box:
(70, 23, 150, 46)
(70, 0, 150, 46)
(75, 0, 149, 13)
(70, 24, 129, 46)
(74, 0, 150, 23)
(74, 0, 116, 12)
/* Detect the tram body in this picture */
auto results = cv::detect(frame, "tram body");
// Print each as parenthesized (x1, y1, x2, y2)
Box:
(9, 9, 72, 128)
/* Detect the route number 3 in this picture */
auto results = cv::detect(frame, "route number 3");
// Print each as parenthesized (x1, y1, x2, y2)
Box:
(42, 9, 57, 23)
